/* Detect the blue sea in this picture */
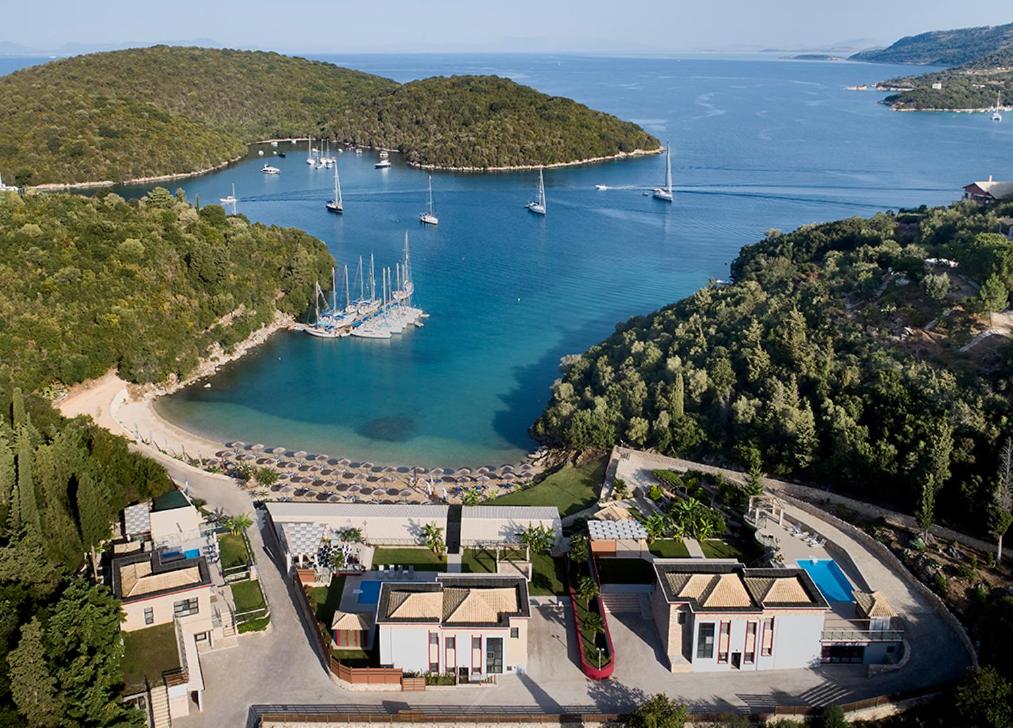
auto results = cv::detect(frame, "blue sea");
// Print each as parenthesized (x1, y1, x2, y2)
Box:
(6, 53, 1011, 466)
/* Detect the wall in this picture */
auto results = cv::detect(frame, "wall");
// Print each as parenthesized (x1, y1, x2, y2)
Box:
(688, 611, 822, 673)
(120, 585, 212, 632)
(459, 517, 562, 547)
(379, 624, 430, 672)
(380, 623, 526, 675)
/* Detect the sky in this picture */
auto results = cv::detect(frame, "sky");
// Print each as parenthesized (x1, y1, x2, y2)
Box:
(3, 1, 1012, 55)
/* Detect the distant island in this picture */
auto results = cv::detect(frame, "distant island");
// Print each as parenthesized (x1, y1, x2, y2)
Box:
(0, 46, 660, 187)
(790, 54, 847, 61)
(846, 22, 1013, 111)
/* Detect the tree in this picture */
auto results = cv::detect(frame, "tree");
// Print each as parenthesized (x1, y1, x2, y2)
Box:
(255, 467, 278, 487)
(644, 513, 671, 542)
(339, 527, 364, 544)
(577, 575, 599, 607)
(922, 271, 950, 301)
(612, 477, 629, 500)
(916, 479, 936, 539)
(976, 273, 1009, 321)
(745, 459, 764, 497)
(462, 487, 482, 506)
(671, 372, 685, 419)
(225, 513, 254, 535)
(421, 522, 445, 558)
(77, 471, 111, 577)
(954, 667, 1012, 728)
(518, 524, 555, 555)
(581, 612, 604, 641)
(329, 550, 346, 570)
(569, 534, 589, 564)
(0, 424, 13, 521)
(628, 693, 688, 728)
(817, 705, 847, 728)
(14, 427, 40, 535)
(989, 438, 1013, 562)
(8, 618, 63, 728)
(10, 387, 24, 429)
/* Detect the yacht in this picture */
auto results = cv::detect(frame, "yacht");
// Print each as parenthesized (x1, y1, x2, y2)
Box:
(653, 144, 674, 202)
(993, 92, 1004, 123)
(261, 164, 280, 175)
(326, 162, 343, 214)
(219, 183, 237, 206)
(306, 136, 317, 166)
(595, 184, 608, 191)
(526, 168, 547, 215)
(375, 150, 391, 169)
(419, 175, 439, 225)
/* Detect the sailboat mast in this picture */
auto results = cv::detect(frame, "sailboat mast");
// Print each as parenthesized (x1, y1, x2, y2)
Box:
(666, 145, 673, 196)
(370, 254, 376, 301)
(335, 163, 342, 205)
(428, 175, 434, 213)
(344, 264, 350, 310)
(331, 267, 337, 311)
(358, 256, 364, 302)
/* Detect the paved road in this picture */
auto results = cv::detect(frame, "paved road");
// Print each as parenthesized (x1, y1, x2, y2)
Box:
(146, 446, 969, 727)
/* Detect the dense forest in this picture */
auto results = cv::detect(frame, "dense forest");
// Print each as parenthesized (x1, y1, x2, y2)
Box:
(0, 46, 657, 186)
(330, 75, 658, 169)
(880, 50, 1013, 110)
(534, 201, 1013, 534)
(0, 188, 332, 392)
(0, 384, 172, 726)
(852, 21, 1013, 65)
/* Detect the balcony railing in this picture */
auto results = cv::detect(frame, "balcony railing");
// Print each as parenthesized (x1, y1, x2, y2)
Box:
(821, 627, 903, 643)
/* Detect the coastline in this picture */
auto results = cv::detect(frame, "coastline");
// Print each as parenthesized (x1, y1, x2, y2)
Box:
(407, 146, 663, 173)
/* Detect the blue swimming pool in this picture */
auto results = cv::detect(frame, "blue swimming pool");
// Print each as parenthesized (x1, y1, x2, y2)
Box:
(797, 559, 854, 603)
(357, 580, 382, 606)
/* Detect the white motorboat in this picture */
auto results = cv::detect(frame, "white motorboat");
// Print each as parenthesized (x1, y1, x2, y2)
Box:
(326, 161, 343, 213)
(595, 184, 608, 191)
(526, 168, 547, 215)
(261, 164, 280, 175)
(419, 175, 439, 225)
(653, 143, 674, 202)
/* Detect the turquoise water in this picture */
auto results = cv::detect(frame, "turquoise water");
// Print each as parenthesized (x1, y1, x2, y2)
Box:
(797, 559, 854, 603)
(357, 580, 382, 606)
(11, 54, 1008, 467)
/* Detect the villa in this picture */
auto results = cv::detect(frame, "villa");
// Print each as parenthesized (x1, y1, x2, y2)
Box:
(375, 574, 530, 680)
(963, 176, 1013, 205)
(651, 560, 829, 672)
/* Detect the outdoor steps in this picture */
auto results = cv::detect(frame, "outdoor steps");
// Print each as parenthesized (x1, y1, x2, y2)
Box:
(150, 683, 171, 728)
(601, 592, 649, 618)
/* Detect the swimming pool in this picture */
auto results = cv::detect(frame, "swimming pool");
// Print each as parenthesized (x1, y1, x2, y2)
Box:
(797, 559, 854, 603)
(357, 580, 382, 606)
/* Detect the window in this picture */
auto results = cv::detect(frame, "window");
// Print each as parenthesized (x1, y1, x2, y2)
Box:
(717, 621, 731, 663)
(761, 617, 775, 657)
(143, 607, 154, 625)
(677, 610, 686, 625)
(696, 623, 715, 659)
(173, 598, 199, 618)
(744, 621, 757, 664)
(428, 632, 440, 673)
(510, 627, 519, 639)
(445, 637, 455, 649)
(429, 632, 439, 646)
(486, 637, 504, 675)
(472, 636, 482, 674)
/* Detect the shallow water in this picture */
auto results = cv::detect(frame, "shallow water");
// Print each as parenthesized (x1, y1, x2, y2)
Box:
(16, 53, 1008, 467)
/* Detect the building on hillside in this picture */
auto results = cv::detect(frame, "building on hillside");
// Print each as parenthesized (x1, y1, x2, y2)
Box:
(651, 561, 829, 673)
(963, 176, 1013, 205)
(122, 489, 215, 559)
(375, 574, 530, 681)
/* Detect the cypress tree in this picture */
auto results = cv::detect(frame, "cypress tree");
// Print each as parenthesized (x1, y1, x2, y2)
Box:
(0, 423, 14, 520)
(8, 618, 64, 728)
(15, 427, 40, 536)
(76, 471, 111, 554)
(672, 371, 685, 419)
(10, 387, 24, 429)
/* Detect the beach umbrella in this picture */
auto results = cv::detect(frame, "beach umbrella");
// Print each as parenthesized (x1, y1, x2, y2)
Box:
(338, 458, 351, 466)
(327, 458, 340, 465)
(361, 462, 374, 469)
(315, 454, 329, 462)
(396, 466, 411, 474)
(294, 450, 308, 459)
(371, 466, 385, 473)
(272, 447, 287, 455)
(342, 472, 356, 480)
(251, 443, 265, 451)
(456, 467, 472, 475)
(359, 488, 373, 496)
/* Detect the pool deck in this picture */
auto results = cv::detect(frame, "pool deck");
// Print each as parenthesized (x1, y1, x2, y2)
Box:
(338, 571, 441, 614)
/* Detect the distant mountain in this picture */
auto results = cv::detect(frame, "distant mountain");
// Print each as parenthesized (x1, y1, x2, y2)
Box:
(851, 22, 1013, 66)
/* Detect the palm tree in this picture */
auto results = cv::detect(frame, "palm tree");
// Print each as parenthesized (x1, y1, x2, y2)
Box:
(518, 524, 555, 555)
(582, 612, 604, 641)
(329, 550, 346, 570)
(569, 534, 590, 564)
(421, 522, 445, 558)
(340, 527, 364, 544)
(612, 478, 630, 500)
(462, 488, 482, 506)
(577, 575, 599, 607)
(225, 513, 253, 535)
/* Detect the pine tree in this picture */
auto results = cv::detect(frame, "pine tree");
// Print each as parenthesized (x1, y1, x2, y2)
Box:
(8, 618, 64, 728)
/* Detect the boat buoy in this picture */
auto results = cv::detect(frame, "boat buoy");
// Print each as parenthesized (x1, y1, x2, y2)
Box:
(258, 150, 264, 156)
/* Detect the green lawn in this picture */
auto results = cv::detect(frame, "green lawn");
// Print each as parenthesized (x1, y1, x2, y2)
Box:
(490, 457, 605, 516)
(231, 579, 267, 614)
(595, 557, 657, 584)
(372, 547, 447, 571)
(308, 576, 346, 626)
(529, 553, 566, 596)
(462, 548, 497, 574)
(649, 539, 691, 558)
(120, 624, 180, 693)
(218, 532, 249, 570)
(700, 539, 742, 559)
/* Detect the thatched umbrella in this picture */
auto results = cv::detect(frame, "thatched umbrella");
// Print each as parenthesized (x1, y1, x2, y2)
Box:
(251, 443, 265, 451)
(370, 466, 385, 473)
(338, 458, 351, 466)
(396, 466, 410, 474)
(342, 472, 356, 480)
(359, 487, 374, 496)
(456, 467, 473, 475)
(294, 450, 308, 459)
(272, 447, 287, 455)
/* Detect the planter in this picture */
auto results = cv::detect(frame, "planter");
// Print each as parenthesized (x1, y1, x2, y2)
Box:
(566, 556, 615, 680)
(401, 676, 426, 692)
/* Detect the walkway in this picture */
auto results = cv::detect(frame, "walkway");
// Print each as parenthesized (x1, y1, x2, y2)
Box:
(684, 538, 704, 558)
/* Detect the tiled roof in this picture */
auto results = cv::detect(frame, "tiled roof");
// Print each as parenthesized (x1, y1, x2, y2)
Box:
(123, 502, 151, 536)
(443, 587, 519, 623)
(744, 575, 814, 605)
(656, 562, 828, 612)
(331, 611, 373, 631)
(854, 590, 896, 618)
(111, 552, 210, 602)
(377, 576, 529, 627)
(388, 590, 443, 620)
(588, 519, 648, 540)
(461, 506, 560, 521)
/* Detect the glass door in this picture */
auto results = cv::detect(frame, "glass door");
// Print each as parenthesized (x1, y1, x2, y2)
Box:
(485, 637, 504, 674)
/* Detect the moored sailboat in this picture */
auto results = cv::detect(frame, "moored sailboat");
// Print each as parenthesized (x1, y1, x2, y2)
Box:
(419, 175, 439, 225)
(653, 143, 674, 202)
(526, 168, 547, 215)
(993, 92, 1004, 123)
(326, 162, 343, 213)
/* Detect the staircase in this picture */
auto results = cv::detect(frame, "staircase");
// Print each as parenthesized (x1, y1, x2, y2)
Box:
(601, 592, 651, 619)
(149, 683, 171, 728)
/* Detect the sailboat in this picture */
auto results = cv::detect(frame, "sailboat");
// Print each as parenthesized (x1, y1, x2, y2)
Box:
(993, 92, 1004, 123)
(326, 162, 343, 213)
(526, 168, 547, 215)
(321, 139, 335, 167)
(419, 175, 439, 225)
(219, 183, 237, 206)
(306, 136, 316, 166)
(653, 144, 674, 202)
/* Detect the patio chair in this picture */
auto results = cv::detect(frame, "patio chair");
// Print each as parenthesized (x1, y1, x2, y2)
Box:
(408, 565, 415, 579)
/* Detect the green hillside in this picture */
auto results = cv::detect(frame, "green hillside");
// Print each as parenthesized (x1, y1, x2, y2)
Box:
(852, 22, 1013, 65)
(879, 46, 1013, 110)
(533, 202, 1013, 534)
(0, 46, 658, 186)
(0, 188, 332, 391)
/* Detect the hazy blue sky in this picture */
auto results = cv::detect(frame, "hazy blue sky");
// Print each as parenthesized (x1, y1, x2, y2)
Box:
(5, 1, 1012, 54)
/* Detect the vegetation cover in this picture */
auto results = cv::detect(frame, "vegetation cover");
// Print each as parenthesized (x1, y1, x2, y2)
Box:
(880, 49, 1013, 111)
(0, 188, 332, 392)
(534, 201, 1013, 535)
(852, 22, 1013, 65)
(0, 46, 658, 186)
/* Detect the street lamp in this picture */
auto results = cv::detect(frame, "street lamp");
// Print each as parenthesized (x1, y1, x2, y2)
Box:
(597, 647, 603, 669)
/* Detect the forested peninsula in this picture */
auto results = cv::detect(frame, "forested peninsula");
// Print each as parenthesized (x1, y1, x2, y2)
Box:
(0, 46, 659, 186)
(534, 201, 1013, 536)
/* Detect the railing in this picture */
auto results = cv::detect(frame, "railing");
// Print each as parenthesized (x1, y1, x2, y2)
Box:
(162, 667, 189, 688)
(821, 627, 904, 642)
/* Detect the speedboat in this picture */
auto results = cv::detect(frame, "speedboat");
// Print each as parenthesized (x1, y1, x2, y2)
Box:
(261, 164, 280, 175)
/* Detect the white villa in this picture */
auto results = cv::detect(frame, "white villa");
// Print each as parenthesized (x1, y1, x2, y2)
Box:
(375, 574, 530, 680)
